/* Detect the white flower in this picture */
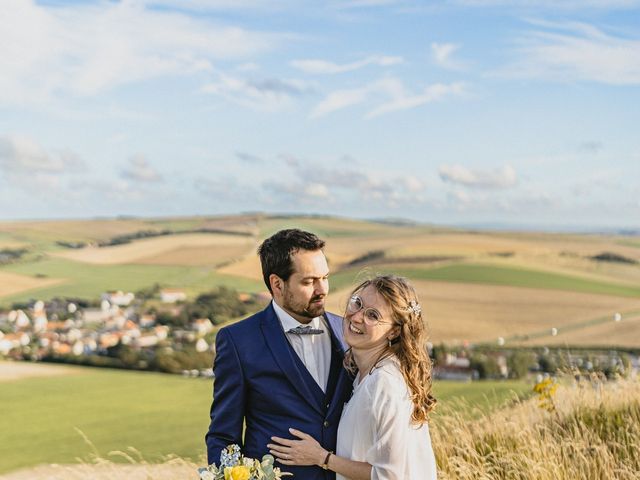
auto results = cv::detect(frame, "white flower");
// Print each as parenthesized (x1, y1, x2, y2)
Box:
(198, 467, 216, 480)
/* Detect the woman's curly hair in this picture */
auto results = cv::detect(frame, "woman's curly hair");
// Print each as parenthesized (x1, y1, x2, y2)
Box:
(343, 275, 437, 424)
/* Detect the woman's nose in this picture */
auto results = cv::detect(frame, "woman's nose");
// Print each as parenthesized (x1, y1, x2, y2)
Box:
(349, 308, 365, 324)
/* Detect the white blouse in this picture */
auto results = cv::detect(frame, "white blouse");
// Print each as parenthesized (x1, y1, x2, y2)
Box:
(336, 356, 437, 480)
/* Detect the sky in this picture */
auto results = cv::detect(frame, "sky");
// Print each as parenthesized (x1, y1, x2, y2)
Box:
(0, 0, 639, 230)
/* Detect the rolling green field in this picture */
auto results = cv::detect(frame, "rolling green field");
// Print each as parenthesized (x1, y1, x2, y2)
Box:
(0, 258, 263, 305)
(394, 263, 640, 297)
(327, 261, 640, 298)
(0, 364, 529, 474)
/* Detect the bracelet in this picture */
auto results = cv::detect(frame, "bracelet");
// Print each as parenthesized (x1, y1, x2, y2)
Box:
(321, 451, 333, 470)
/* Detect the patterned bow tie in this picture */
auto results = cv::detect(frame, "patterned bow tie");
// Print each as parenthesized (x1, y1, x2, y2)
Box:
(287, 325, 324, 335)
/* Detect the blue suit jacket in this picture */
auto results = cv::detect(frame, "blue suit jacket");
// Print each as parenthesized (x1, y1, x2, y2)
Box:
(205, 303, 353, 480)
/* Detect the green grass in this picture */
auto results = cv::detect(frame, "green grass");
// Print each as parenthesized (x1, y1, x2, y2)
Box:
(0, 258, 263, 305)
(0, 232, 26, 248)
(0, 364, 529, 474)
(618, 239, 640, 249)
(145, 218, 203, 231)
(433, 379, 529, 417)
(0, 366, 212, 473)
(388, 263, 640, 298)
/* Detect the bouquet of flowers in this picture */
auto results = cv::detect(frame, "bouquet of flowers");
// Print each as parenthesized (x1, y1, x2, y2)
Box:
(198, 444, 292, 480)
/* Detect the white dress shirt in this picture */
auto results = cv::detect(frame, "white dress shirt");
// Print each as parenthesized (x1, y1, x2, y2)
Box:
(272, 300, 332, 392)
(336, 356, 437, 480)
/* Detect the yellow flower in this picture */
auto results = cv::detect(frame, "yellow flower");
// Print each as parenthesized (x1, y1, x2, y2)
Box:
(224, 465, 251, 480)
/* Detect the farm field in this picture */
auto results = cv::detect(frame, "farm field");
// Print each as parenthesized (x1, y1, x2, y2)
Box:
(0, 271, 64, 298)
(519, 311, 640, 347)
(53, 233, 256, 266)
(1, 214, 639, 345)
(1, 258, 264, 304)
(0, 362, 529, 475)
(325, 279, 640, 345)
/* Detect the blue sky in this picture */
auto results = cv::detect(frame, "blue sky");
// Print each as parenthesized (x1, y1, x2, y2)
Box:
(0, 0, 639, 229)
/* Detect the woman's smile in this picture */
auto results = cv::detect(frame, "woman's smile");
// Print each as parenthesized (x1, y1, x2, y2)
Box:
(348, 321, 364, 335)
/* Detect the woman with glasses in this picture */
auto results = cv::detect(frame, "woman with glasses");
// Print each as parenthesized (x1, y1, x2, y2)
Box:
(269, 275, 437, 480)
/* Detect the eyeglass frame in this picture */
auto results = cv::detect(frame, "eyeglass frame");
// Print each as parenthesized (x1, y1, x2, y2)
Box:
(346, 294, 395, 326)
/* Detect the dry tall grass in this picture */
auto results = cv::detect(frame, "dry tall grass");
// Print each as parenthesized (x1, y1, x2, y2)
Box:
(432, 376, 640, 480)
(5, 377, 638, 480)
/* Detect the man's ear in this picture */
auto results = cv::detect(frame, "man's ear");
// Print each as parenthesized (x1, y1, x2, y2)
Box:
(269, 274, 283, 297)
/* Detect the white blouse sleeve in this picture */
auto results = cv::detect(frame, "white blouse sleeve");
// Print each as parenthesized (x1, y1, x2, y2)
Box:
(363, 370, 410, 480)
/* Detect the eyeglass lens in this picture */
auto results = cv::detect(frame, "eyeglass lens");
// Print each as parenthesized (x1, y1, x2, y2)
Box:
(348, 295, 383, 325)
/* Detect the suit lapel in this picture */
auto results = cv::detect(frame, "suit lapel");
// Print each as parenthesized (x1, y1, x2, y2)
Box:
(323, 313, 353, 418)
(260, 304, 324, 415)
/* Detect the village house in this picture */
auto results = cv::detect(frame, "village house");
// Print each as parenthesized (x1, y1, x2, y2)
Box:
(10, 310, 31, 329)
(138, 314, 156, 328)
(193, 318, 214, 336)
(102, 291, 135, 306)
(134, 333, 160, 348)
(98, 332, 122, 350)
(160, 288, 187, 303)
(83, 308, 108, 324)
(0, 332, 31, 355)
(195, 338, 209, 353)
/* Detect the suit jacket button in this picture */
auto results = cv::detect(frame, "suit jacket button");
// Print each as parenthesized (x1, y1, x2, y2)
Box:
(326, 403, 330, 409)
(323, 420, 329, 427)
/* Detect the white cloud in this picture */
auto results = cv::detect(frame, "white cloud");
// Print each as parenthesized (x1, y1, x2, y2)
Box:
(201, 72, 312, 111)
(366, 80, 466, 118)
(0, 134, 85, 175)
(431, 42, 466, 70)
(305, 183, 330, 198)
(311, 85, 372, 117)
(291, 55, 403, 74)
(120, 155, 163, 183)
(578, 141, 603, 153)
(311, 77, 466, 118)
(288, 160, 428, 207)
(456, 0, 640, 8)
(439, 164, 517, 189)
(236, 152, 266, 164)
(144, 0, 287, 10)
(236, 62, 260, 72)
(0, 0, 282, 105)
(335, 0, 403, 8)
(497, 20, 640, 85)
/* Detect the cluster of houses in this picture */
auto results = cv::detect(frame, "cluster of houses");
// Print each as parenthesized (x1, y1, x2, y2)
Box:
(432, 351, 508, 381)
(432, 346, 638, 382)
(0, 289, 216, 374)
(2, 290, 637, 382)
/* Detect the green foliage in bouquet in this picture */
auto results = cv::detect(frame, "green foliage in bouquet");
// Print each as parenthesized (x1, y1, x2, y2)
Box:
(198, 445, 292, 480)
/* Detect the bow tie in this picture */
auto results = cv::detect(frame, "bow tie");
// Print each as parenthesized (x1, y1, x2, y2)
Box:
(287, 325, 324, 335)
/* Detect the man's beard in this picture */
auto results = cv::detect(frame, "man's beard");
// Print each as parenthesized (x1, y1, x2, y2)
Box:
(283, 289, 326, 321)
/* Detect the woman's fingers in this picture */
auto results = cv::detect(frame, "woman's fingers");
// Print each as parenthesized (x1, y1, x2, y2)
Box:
(270, 436, 294, 446)
(267, 443, 289, 454)
(288, 428, 312, 440)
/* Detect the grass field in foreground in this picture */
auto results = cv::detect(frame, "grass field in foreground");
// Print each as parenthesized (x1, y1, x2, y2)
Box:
(0, 364, 529, 474)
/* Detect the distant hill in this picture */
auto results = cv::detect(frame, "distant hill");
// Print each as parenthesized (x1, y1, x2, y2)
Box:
(1, 214, 640, 346)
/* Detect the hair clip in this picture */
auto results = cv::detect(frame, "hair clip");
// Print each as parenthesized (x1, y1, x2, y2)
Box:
(406, 300, 422, 316)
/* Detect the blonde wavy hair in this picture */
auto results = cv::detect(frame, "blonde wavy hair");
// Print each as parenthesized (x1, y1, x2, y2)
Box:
(343, 275, 437, 424)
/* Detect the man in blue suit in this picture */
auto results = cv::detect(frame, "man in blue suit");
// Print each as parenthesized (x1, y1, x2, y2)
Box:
(205, 229, 352, 479)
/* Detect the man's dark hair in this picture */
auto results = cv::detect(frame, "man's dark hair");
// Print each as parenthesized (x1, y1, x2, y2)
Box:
(258, 229, 325, 293)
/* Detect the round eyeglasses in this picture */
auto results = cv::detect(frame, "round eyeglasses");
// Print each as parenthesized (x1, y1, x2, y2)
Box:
(346, 295, 392, 326)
